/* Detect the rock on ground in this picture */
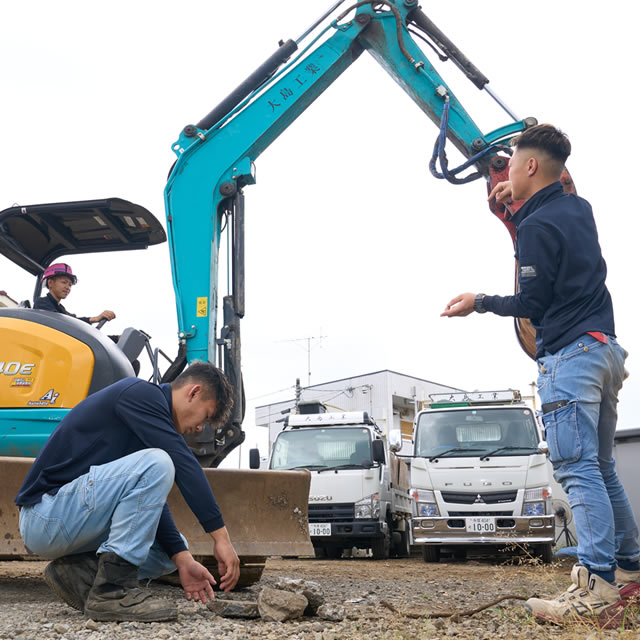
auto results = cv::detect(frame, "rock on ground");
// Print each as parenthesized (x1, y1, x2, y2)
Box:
(257, 586, 308, 622)
(206, 598, 260, 618)
(275, 576, 325, 615)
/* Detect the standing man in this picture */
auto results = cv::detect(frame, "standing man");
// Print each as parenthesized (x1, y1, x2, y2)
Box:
(441, 124, 639, 627)
(16, 361, 240, 622)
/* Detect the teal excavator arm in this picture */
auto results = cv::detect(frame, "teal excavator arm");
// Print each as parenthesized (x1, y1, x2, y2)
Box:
(164, 0, 536, 466)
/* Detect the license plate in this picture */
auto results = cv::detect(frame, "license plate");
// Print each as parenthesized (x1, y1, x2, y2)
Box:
(309, 522, 331, 536)
(466, 516, 496, 533)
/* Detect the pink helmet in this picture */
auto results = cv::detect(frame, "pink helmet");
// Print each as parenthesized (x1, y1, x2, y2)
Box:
(42, 263, 77, 285)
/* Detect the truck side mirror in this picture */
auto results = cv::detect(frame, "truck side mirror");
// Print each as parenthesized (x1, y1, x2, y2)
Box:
(537, 440, 549, 455)
(372, 439, 386, 464)
(249, 448, 261, 469)
(388, 429, 402, 452)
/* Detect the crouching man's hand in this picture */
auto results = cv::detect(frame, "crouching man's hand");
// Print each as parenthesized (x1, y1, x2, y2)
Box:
(210, 526, 240, 592)
(172, 550, 216, 603)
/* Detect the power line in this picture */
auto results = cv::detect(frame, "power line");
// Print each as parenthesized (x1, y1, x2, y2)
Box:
(248, 385, 295, 401)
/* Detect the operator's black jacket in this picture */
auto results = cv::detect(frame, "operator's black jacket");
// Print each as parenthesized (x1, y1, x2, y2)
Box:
(482, 181, 615, 358)
(34, 292, 90, 324)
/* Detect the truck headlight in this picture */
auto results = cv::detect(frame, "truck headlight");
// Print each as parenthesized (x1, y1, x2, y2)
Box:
(523, 502, 545, 516)
(523, 486, 552, 516)
(411, 488, 440, 517)
(355, 493, 380, 519)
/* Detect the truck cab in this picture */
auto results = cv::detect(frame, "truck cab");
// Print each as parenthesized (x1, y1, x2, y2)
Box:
(268, 406, 412, 559)
(411, 390, 554, 562)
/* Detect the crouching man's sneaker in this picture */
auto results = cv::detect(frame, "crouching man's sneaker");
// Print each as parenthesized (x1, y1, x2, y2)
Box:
(84, 552, 177, 622)
(44, 552, 99, 611)
(616, 566, 640, 601)
(525, 565, 626, 629)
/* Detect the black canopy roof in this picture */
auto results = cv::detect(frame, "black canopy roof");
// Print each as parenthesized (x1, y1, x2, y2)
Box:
(0, 198, 166, 276)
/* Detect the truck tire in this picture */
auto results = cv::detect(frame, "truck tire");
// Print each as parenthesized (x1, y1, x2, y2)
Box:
(421, 545, 440, 563)
(392, 529, 410, 558)
(537, 543, 553, 564)
(371, 529, 391, 560)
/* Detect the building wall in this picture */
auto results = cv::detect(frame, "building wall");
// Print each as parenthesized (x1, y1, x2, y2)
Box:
(614, 429, 640, 523)
(256, 369, 460, 456)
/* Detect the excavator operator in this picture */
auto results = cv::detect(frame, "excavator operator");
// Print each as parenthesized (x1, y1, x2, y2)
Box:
(34, 262, 116, 326)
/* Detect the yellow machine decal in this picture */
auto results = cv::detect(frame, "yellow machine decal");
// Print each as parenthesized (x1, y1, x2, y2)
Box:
(196, 296, 208, 317)
(0, 318, 94, 408)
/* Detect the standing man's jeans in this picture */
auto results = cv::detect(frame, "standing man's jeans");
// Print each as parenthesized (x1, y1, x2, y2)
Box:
(537, 333, 639, 576)
(19, 448, 182, 580)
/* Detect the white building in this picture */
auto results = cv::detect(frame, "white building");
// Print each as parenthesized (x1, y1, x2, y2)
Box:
(256, 369, 460, 456)
(0, 290, 17, 308)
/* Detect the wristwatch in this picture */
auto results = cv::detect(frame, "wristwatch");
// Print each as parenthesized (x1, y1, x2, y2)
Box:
(473, 293, 487, 314)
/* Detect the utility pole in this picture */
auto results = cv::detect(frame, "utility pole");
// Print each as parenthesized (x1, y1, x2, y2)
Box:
(529, 381, 537, 410)
(294, 377, 302, 411)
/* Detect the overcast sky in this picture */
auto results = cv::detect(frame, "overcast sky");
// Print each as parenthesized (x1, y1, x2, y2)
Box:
(2, 1, 638, 467)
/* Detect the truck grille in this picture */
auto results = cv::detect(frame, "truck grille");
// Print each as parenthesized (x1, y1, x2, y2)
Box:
(441, 491, 517, 505)
(447, 510, 513, 517)
(308, 503, 354, 523)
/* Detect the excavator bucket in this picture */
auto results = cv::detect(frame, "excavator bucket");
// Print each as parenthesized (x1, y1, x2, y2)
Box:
(0, 457, 313, 585)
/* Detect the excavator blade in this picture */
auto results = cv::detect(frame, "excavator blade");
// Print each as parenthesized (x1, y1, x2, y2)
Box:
(0, 458, 313, 585)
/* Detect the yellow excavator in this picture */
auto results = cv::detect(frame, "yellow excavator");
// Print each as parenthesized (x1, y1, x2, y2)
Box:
(1, 1, 570, 577)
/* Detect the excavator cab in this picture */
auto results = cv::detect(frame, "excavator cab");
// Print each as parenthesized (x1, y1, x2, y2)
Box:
(0, 198, 166, 455)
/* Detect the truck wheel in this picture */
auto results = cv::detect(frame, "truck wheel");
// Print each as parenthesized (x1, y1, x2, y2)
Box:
(392, 529, 410, 558)
(371, 529, 391, 560)
(422, 545, 440, 563)
(537, 543, 553, 564)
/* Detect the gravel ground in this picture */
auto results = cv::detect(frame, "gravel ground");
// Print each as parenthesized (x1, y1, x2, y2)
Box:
(0, 554, 638, 639)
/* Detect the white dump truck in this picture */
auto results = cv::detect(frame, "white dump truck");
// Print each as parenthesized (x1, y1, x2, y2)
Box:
(410, 390, 555, 562)
(267, 405, 412, 559)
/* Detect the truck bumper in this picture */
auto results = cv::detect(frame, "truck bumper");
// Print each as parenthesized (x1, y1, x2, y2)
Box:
(412, 515, 554, 545)
(311, 520, 386, 543)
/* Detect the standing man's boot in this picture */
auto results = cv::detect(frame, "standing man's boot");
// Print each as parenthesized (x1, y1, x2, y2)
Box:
(84, 552, 177, 622)
(44, 552, 99, 611)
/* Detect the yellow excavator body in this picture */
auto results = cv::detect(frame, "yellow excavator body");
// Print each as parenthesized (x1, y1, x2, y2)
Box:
(0, 317, 94, 409)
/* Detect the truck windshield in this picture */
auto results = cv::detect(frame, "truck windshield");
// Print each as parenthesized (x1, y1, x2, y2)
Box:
(414, 407, 539, 459)
(270, 427, 372, 470)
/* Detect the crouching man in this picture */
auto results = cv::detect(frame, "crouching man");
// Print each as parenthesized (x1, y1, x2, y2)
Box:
(15, 361, 240, 622)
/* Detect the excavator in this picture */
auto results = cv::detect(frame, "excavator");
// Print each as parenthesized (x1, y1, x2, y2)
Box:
(0, 0, 575, 573)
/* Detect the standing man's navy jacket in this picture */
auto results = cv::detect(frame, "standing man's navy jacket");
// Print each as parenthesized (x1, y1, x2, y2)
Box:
(16, 378, 224, 557)
(482, 182, 614, 358)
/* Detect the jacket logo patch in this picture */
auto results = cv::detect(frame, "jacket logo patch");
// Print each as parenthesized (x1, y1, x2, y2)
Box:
(520, 264, 537, 278)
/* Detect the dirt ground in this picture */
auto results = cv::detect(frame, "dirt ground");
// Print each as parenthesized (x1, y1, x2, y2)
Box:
(0, 553, 638, 639)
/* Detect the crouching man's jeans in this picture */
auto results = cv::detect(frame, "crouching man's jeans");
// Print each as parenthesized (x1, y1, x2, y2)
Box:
(537, 333, 640, 573)
(19, 448, 183, 579)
